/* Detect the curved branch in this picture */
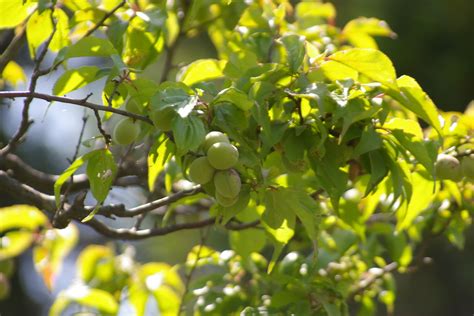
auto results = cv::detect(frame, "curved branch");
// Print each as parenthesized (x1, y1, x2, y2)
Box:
(0, 153, 144, 194)
(0, 171, 260, 240)
(0, 91, 153, 124)
(0, 25, 26, 74)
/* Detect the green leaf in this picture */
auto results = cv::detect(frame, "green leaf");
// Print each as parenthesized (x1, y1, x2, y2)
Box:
(353, 125, 382, 157)
(280, 34, 305, 73)
(343, 17, 395, 49)
(0, 205, 48, 260)
(148, 136, 172, 192)
(28, 8, 71, 57)
(387, 75, 442, 133)
(292, 190, 322, 242)
(26, 10, 52, 58)
(0, 0, 29, 29)
(63, 37, 118, 60)
(54, 150, 98, 208)
(177, 59, 226, 86)
(53, 66, 108, 96)
(328, 48, 397, 89)
(320, 60, 359, 82)
(151, 83, 198, 117)
(230, 228, 266, 259)
(84, 149, 117, 219)
(77, 245, 114, 283)
(50, 286, 119, 316)
(262, 189, 295, 229)
(366, 149, 389, 194)
(212, 87, 253, 111)
(296, 2, 336, 28)
(384, 118, 438, 174)
(171, 115, 206, 155)
(122, 21, 164, 69)
(396, 172, 437, 231)
(1, 61, 27, 87)
(186, 245, 220, 267)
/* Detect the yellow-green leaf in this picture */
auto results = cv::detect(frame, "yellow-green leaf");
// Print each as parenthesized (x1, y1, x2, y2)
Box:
(0, 0, 30, 29)
(177, 59, 226, 86)
(328, 48, 397, 89)
(1, 61, 27, 87)
(53, 66, 104, 96)
(388, 75, 442, 133)
(0, 205, 48, 260)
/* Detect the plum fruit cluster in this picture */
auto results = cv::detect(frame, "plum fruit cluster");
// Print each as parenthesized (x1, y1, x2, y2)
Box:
(188, 131, 242, 207)
(435, 153, 474, 182)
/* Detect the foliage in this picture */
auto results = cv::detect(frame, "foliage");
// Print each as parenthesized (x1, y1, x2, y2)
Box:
(0, 0, 473, 315)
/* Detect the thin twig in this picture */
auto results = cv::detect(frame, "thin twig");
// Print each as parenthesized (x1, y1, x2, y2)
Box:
(0, 171, 260, 240)
(0, 152, 144, 194)
(83, 0, 127, 37)
(93, 109, 112, 145)
(0, 25, 27, 74)
(0, 91, 153, 124)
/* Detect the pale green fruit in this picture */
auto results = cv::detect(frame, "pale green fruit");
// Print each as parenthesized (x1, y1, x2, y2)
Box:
(203, 131, 229, 152)
(113, 118, 141, 145)
(214, 169, 241, 198)
(215, 191, 238, 207)
(207, 142, 239, 170)
(461, 154, 474, 180)
(126, 98, 143, 114)
(188, 157, 215, 184)
(150, 107, 176, 131)
(435, 154, 462, 181)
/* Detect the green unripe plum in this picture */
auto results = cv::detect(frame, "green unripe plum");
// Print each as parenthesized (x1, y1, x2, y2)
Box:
(435, 154, 462, 181)
(113, 118, 141, 145)
(188, 157, 215, 184)
(0, 274, 9, 300)
(0, 260, 14, 277)
(125, 98, 143, 114)
(207, 142, 239, 170)
(214, 169, 241, 198)
(150, 107, 176, 131)
(215, 191, 239, 207)
(202, 131, 229, 152)
(461, 154, 474, 180)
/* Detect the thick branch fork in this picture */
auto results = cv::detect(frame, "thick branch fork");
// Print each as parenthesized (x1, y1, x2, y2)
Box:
(0, 90, 153, 124)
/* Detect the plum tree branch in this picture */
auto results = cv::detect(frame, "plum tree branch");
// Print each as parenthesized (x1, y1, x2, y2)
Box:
(0, 171, 260, 240)
(0, 152, 144, 194)
(0, 25, 26, 74)
(0, 90, 153, 124)
(83, 0, 127, 37)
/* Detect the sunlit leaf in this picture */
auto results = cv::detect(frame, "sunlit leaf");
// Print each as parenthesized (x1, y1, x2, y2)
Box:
(177, 59, 226, 86)
(53, 66, 108, 96)
(0, 205, 48, 260)
(328, 48, 397, 89)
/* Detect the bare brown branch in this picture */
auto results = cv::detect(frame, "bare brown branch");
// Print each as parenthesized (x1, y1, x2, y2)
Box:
(0, 171, 259, 240)
(0, 91, 153, 124)
(0, 153, 144, 194)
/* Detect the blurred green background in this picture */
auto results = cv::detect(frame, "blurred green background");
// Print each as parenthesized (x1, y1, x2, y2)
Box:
(1, 0, 473, 315)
